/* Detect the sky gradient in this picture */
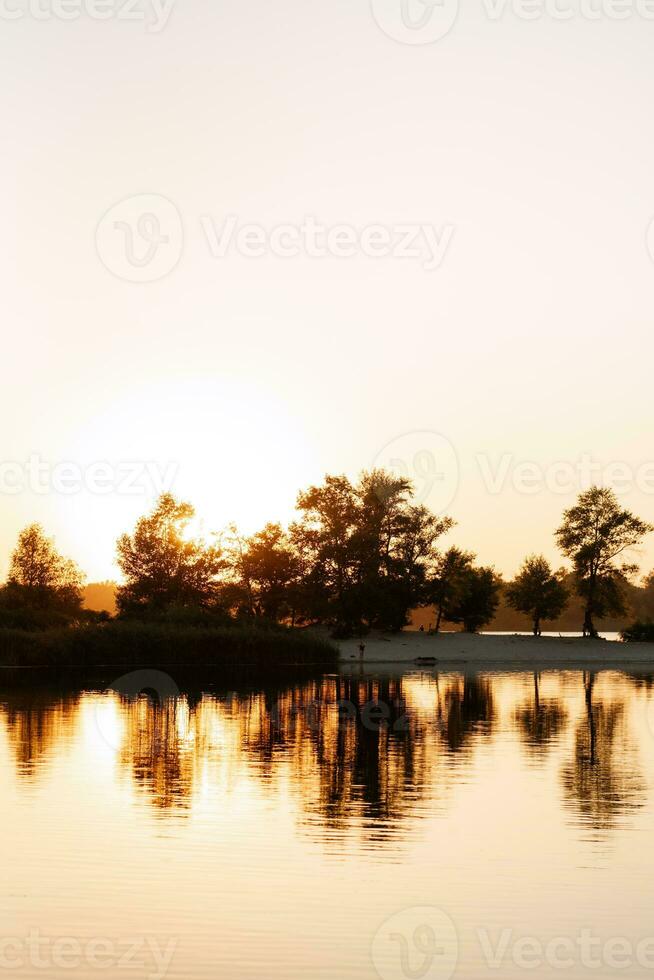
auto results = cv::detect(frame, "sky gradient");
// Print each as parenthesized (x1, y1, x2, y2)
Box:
(3, 0, 654, 582)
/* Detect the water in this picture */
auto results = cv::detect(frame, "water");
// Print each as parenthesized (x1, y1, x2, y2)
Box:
(2, 666, 654, 979)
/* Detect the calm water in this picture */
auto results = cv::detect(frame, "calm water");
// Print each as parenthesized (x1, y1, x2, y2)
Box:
(3, 666, 654, 979)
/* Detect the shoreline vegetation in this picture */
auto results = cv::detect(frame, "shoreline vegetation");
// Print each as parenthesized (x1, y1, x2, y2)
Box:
(0, 621, 338, 670)
(1, 475, 654, 675)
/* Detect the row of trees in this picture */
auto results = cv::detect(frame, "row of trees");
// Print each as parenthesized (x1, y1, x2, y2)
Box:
(1, 476, 652, 638)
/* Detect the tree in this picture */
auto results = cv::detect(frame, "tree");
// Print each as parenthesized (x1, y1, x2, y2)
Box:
(354, 470, 454, 631)
(290, 474, 361, 630)
(225, 523, 302, 623)
(5, 524, 84, 614)
(445, 565, 502, 633)
(556, 487, 652, 638)
(505, 555, 569, 636)
(290, 470, 453, 633)
(116, 494, 225, 616)
(428, 547, 475, 632)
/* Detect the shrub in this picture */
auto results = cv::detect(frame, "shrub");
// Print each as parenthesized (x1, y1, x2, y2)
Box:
(621, 620, 654, 643)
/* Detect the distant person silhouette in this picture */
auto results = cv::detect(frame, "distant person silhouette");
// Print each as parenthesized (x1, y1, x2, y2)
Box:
(358, 641, 366, 659)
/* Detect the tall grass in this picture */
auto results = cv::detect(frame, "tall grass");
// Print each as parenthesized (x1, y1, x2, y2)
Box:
(0, 621, 338, 669)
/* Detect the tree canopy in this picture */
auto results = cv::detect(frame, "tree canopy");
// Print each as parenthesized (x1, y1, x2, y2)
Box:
(505, 555, 569, 636)
(116, 494, 225, 615)
(5, 523, 84, 616)
(556, 487, 652, 637)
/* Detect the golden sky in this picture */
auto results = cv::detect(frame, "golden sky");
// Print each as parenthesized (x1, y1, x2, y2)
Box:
(3, 2, 654, 582)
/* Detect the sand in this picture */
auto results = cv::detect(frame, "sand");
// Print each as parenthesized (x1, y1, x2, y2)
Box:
(337, 631, 654, 669)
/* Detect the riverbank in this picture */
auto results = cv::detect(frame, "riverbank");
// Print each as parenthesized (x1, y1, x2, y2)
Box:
(338, 631, 654, 667)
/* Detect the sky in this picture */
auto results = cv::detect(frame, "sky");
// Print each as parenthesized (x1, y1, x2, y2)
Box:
(3, 0, 654, 582)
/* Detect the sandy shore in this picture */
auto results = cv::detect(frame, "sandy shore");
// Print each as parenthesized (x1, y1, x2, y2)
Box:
(337, 631, 654, 668)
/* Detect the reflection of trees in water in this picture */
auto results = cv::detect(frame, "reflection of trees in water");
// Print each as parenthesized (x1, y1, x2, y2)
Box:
(442, 675, 495, 753)
(1, 691, 80, 778)
(623, 672, 654, 692)
(514, 673, 567, 757)
(561, 672, 645, 833)
(0, 673, 493, 842)
(104, 673, 496, 844)
(1, 669, 646, 847)
(119, 697, 195, 812)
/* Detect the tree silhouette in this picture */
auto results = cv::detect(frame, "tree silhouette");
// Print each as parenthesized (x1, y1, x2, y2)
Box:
(116, 494, 225, 616)
(428, 546, 475, 632)
(505, 555, 569, 636)
(291, 470, 453, 633)
(556, 487, 652, 638)
(3, 524, 84, 616)
(443, 564, 502, 633)
(225, 523, 303, 623)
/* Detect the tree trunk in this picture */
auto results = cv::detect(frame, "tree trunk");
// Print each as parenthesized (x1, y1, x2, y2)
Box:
(583, 608, 598, 639)
(533, 614, 541, 637)
(583, 572, 599, 638)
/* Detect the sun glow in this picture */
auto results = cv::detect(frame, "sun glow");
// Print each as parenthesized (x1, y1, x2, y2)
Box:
(46, 376, 322, 581)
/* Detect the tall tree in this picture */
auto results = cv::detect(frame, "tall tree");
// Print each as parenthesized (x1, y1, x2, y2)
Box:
(225, 523, 302, 623)
(290, 474, 361, 630)
(556, 487, 652, 638)
(428, 546, 475, 632)
(291, 470, 453, 633)
(6, 524, 84, 614)
(505, 555, 569, 636)
(116, 494, 224, 615)
(445, 565, 502, 634)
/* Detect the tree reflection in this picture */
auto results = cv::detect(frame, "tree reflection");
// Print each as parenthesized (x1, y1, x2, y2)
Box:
(0, 669, 647, 850)
(515, 673, 567, 757)
(83, 672, 496, 843)
(561, 672, 645, 833)
(1, 689, 80, 779)
(442, 675, 495, 752)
